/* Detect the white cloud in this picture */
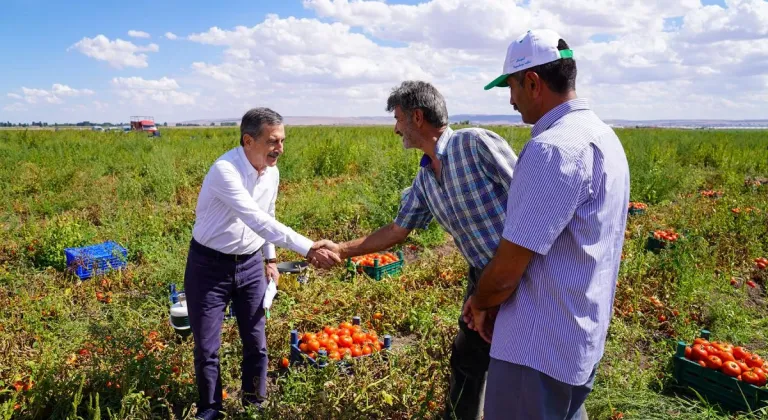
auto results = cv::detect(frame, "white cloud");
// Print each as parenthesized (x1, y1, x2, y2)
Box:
(13, 0, 768, 122)
(3, 103, 27, 112)
(52, 84, 95, 96)
(68, 35, 159, 68)
(7, 84, 94, 106)
(111, 76, 197, 105)
(128, 30, 151, 39)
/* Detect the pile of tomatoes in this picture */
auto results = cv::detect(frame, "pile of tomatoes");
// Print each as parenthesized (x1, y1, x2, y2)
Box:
(652, 229, 681, 243)
(297, 321, 384, 361)
(755, 257, 767, 270)
(350, 252, 400, 267)
(684, 338, 768, 387)
(628, 202, 647, 211)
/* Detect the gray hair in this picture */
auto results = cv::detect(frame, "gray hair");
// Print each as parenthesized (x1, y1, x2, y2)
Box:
(240, 107, 284, 146)
(386, 81, 449, 127)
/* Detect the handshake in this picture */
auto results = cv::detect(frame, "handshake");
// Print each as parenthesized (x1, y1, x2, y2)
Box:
(306, 239, 344, 269)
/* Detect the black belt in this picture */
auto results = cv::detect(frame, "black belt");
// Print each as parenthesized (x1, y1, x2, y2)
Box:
(190, 238, 261, 262)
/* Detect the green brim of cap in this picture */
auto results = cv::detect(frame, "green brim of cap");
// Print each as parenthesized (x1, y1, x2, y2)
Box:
(484, 73, 509, 91)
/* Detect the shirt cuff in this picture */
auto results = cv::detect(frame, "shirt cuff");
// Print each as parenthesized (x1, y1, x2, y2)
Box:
(290, 235, 315, 258)
(263, 243, 276, 259)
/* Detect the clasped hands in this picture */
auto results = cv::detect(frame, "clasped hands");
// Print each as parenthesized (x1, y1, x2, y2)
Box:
(305, 239, 343, 269)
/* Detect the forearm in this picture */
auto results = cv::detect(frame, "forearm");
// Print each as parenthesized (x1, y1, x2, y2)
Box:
(473, 260, 521, 310)
(339, 223, 410, 259)
(473, 239, 533, 310)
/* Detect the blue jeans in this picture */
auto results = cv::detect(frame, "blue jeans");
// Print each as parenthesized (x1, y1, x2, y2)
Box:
(184, 239, 268, 411)
(484, 359, 596, 420)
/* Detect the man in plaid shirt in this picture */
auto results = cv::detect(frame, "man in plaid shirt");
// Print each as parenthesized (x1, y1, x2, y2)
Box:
(316, 80, 517, 419)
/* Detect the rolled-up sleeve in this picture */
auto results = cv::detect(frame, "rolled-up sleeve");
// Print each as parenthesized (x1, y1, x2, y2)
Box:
(207, 161, 314, 257)
(502, 142, 587, 255)
(394, 176, 433, 230)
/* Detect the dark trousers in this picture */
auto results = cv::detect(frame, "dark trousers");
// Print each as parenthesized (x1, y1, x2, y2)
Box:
(484, 359, 596, 420)
(445, 266, 491, 420)
(184, 239, 268, 412)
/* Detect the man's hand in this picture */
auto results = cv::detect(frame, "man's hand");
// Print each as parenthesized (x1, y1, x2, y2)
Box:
(468, 296, 499, 344)
(306, 240, 342, 269)
(265, 262, 280, 285)
(312, 239, 341, 257)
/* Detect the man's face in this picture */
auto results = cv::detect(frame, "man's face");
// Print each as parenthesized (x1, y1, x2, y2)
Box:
(393, 106, 419, 149)
(507, 74, 535, 125)
(243, 123, 285, 171)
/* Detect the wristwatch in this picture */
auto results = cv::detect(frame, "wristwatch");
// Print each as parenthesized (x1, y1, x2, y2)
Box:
(265, 258, 277, 264)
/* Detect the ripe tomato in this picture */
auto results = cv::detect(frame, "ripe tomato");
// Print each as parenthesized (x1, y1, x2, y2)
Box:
(299, 343, 308, 353)
(362, 345, 373, 355)
(308, 351, 317, 360)
(339, 321, 353, 330)
(303, 333, 316, 343)
(736, 361, 750, 373)
(752, 368, 767, 383)
(329, 351, 341, 361)
(367, 331, 378, 341)
(318, 337, 330, 349)
(721, 361, 741, 377)
(692, 344, 708, 361)
(351, 346, 362, 357)
(308, 340, 321, 353)
(685, 346, 693, 359)
(698, 361, 707, 368)
(280, 357, 290, 369)
(330, 334, 340, 343)
(327, 341, 339, 352)
(372, 341, 382, 352)
(352, 332, 367, 345)
(324, 326, 336, 335)
(339, 336, 353, 348)
(747, 355, 764, 368)
(373, 312, 383, 320)
(341, 348, 352, 358)
(706, 355, 723, 370)
(222, 389, 228, 399)
(742, 371, 766, 387)
(733, 347, 750, 360)
(694, 338, 710, 346)
(718, 351, 736, 363)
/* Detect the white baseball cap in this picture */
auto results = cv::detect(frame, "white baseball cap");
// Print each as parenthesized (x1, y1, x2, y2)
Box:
(484, 29, 574, 90)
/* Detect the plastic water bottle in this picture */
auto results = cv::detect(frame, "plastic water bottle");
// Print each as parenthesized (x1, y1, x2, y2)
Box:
(169, 283, 178, 304)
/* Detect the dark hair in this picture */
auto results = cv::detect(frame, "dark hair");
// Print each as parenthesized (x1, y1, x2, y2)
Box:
(240, 107, 283, 146)
(386, 81, 449, 127)
(511, 39, 576, 94)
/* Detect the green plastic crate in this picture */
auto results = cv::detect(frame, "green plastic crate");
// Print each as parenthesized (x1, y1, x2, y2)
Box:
(346, 251, 404, 281)
(673, 329, 768, 412)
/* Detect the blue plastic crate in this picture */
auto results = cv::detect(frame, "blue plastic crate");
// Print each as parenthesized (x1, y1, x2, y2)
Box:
(64, 241, 128, 280)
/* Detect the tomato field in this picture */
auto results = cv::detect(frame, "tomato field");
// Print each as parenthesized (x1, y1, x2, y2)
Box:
(1, 126, 767, 419)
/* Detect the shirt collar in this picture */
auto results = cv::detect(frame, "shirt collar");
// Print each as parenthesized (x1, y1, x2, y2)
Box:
(531, 98, 591, 138)
(419, 126, 454, 168)
(236, 146, 261, 179)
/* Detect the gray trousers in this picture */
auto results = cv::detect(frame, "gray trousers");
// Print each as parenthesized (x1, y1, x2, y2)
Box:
(484, 358, 596, 420)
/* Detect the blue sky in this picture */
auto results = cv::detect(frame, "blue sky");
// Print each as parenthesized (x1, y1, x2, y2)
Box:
(2, 0, 765, 123)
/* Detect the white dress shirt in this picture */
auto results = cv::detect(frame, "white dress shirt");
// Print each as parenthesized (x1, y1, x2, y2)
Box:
(192, 146, 313, 258)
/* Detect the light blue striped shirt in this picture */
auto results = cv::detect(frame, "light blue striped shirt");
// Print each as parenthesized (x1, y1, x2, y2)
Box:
(491, 98, 630, 386)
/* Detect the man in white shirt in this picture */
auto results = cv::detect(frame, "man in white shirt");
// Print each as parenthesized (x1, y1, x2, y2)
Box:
(184, 108, 339, 420)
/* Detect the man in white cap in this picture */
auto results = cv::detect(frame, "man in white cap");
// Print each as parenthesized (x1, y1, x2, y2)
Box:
(467, 29, 630, 419)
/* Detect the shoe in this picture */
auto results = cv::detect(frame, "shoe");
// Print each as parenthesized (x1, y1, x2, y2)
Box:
(194, 408, 221, 420)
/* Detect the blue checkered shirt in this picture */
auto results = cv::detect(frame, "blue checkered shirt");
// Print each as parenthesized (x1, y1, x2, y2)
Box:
(394, 127, 517, 269)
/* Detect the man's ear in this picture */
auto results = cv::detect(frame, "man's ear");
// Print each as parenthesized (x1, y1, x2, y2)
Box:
(411, 108, 424, 127)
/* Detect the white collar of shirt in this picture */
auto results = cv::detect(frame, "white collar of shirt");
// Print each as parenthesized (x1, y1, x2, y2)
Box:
(236, 146, 266, 179)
